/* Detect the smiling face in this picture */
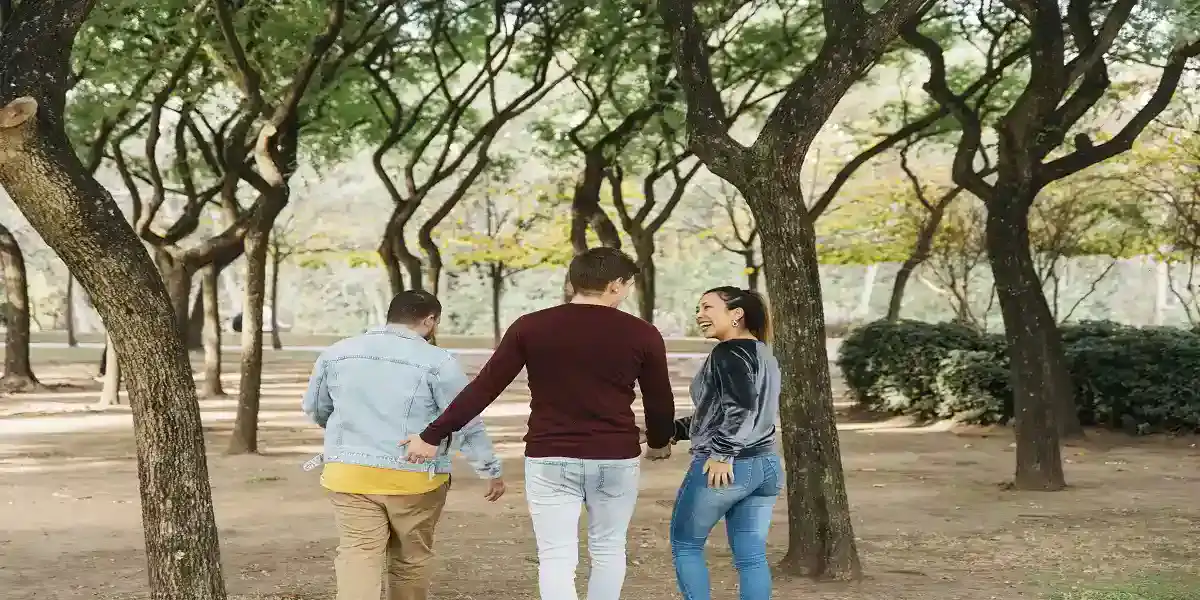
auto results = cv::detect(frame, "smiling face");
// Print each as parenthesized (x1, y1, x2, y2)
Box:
(695, 291, 744, 341)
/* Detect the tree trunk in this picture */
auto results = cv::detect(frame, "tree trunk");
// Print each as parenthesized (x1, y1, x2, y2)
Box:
(0, 222, 38, 389)
(984, 193, 1070, 491)
(186, 285, 204, 350)
(633, 237, 656, 322)
(66, 273, 77, 347)
(201, 265, 226, 398)
(269, 248, 282, 350)
(155, 251, 193, 343)
(0, 80, 225, 600)
(228, 227, 269, 454)
(379, 237, 405, 296)
(744, 250, 759, 292)
(749, 185, 861, 580)
(98, 334, 121, 406)
(569, 155, 622, 254)
(490, 263, 503, 347)
(885, 208, 946, 321)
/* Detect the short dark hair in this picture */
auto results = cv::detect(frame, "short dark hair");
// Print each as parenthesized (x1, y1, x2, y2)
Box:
(703, 286, 772, 342)
(387, 289, 442, 324)
(568, 247, 639, 295)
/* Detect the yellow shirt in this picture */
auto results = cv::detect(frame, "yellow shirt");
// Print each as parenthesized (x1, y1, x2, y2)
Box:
(321, 463, 449, 495)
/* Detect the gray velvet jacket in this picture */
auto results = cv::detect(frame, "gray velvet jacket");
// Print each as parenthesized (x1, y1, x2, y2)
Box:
(672, 339, 780, 462)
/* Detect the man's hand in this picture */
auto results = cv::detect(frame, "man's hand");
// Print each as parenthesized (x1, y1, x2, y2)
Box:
(484, 478, 506, 502)
(704, 459, 734, 488)
(401, 434, 438, 463)
(644, 444, 671, 461)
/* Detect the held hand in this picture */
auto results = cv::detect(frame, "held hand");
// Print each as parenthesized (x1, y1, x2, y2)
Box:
(703, 459, 734, 488)
(484, 478, 506, 502)
(400, 434, 437, 463)
(644, 444, 672, 461)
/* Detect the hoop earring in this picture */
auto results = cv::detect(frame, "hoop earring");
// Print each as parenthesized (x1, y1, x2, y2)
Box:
(732, 320, 740, 328)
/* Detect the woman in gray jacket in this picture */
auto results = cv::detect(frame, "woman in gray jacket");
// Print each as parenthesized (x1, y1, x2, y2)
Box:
(669, 286, 782, 600)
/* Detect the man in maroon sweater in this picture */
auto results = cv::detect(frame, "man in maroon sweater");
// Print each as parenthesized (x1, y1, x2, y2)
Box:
(403, 247, 675, 600)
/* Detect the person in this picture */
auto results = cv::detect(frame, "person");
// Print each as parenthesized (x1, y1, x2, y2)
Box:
(301, 289, 506, 600)
(403, 247, 676, 600)
(668, 286, 782, 600)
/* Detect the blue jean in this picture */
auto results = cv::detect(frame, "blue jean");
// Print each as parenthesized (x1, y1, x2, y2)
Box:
(669, 454, 782, 600)
(524, 457, 641, 600)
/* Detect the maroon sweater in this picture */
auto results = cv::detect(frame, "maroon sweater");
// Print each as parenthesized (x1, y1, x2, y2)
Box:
(420, 303, 675, 459)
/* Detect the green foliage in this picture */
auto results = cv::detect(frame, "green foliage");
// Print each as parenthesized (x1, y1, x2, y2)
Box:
(837, 319, 998, 419)
(838, 319, 1200, 432)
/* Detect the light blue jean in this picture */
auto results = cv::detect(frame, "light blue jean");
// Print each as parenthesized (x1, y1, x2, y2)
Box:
(524, 457, 641, 600)
(669, 454, 782, 600)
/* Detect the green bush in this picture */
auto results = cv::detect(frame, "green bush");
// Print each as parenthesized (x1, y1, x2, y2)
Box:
(839, 319, 1200, 432)
(933, 349, 1011, 425)
(837, 319, 997, 420)
(1065, 326, 1200, 432)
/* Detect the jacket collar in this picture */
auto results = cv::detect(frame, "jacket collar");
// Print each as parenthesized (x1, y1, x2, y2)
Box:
(367, 323, 424, 340)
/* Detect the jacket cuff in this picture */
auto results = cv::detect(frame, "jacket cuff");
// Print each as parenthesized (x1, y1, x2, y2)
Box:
(709, 454, 734, 464)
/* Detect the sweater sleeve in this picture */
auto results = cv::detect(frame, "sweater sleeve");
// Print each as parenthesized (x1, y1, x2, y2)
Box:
(637, 327, 675, 449)
(420, 318, 526, 445)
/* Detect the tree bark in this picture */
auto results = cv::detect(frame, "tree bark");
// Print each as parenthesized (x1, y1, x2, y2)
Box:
(154, 250, 194, 343)
(885, 207, 946, 321)
(985, 193, 1070, 490)
(201, 265, 226, 398)
(743, 250, 759, 292)
(98, 334, 121, 406)
(570, 154, 622, 254)
(65, 273, 77, 346)
(269, 246, 282, 350)
(0, 59, 225, 600)
(186, 288, 204, 350)
(0, 222, 38, 389)
(633, 236, 656, 322)
(752, 185, 861, 580)
(490, 263, 503, 347)
(228, 226, 268, 454)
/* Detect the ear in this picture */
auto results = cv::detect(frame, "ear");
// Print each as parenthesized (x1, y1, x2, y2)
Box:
(730, 306, 746, 323)
(0, 97, 38, 129)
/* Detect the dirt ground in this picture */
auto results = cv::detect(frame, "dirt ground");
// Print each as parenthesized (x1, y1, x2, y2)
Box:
(0, 348, 1196, 600)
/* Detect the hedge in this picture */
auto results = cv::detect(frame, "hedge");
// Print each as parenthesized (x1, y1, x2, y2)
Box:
(837, 319, 1200, 433)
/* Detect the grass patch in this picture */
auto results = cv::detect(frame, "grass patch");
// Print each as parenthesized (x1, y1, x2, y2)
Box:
(1051, 575, 1200, 600)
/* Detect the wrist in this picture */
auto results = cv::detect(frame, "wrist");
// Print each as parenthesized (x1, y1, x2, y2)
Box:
(709, 454, 733, 464)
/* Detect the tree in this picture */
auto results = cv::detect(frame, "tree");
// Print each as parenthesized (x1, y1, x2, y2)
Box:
(609, 128, 703, 321)
(448, 177, 571, 343)
(0, 221, 38, 390)
(369, 0, 577, 294)
(212, 0, 369, 453)
(662, 0, 933, 580)
(903, 0, 1200, 487)
(0, 1, 225, 598)
(689, 181, 762, 291)
(885, 139, 966, 320)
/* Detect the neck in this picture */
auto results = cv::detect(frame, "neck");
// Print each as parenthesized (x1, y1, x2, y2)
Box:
(570, 294, 613, 307)
(718, 332, 757, 342)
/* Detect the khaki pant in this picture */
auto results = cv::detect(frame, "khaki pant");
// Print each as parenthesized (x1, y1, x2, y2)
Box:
(330, 484, 449, 600)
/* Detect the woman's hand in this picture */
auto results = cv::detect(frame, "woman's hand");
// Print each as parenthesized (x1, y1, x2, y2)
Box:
(703, 459, 734, 488)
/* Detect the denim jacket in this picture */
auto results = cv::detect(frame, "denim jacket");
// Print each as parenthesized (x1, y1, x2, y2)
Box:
(301, 324, 502, 480)
(672, 339, 780, 462)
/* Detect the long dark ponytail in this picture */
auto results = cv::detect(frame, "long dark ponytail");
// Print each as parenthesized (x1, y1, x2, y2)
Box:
(704, 286, 772, 343)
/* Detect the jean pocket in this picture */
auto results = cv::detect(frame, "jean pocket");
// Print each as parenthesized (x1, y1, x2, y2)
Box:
(595, 463, 640, 499)
(758, 455, 784, 496)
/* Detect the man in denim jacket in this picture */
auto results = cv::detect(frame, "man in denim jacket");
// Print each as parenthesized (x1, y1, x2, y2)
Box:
(302, 290, 504, 600)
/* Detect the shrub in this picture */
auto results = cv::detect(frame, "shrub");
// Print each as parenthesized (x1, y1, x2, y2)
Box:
(934, 349, 1012, 425)
(1065, 326, 1200, 433)
(837, 319, 996, 419)
(840, 319, 1200, 433)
